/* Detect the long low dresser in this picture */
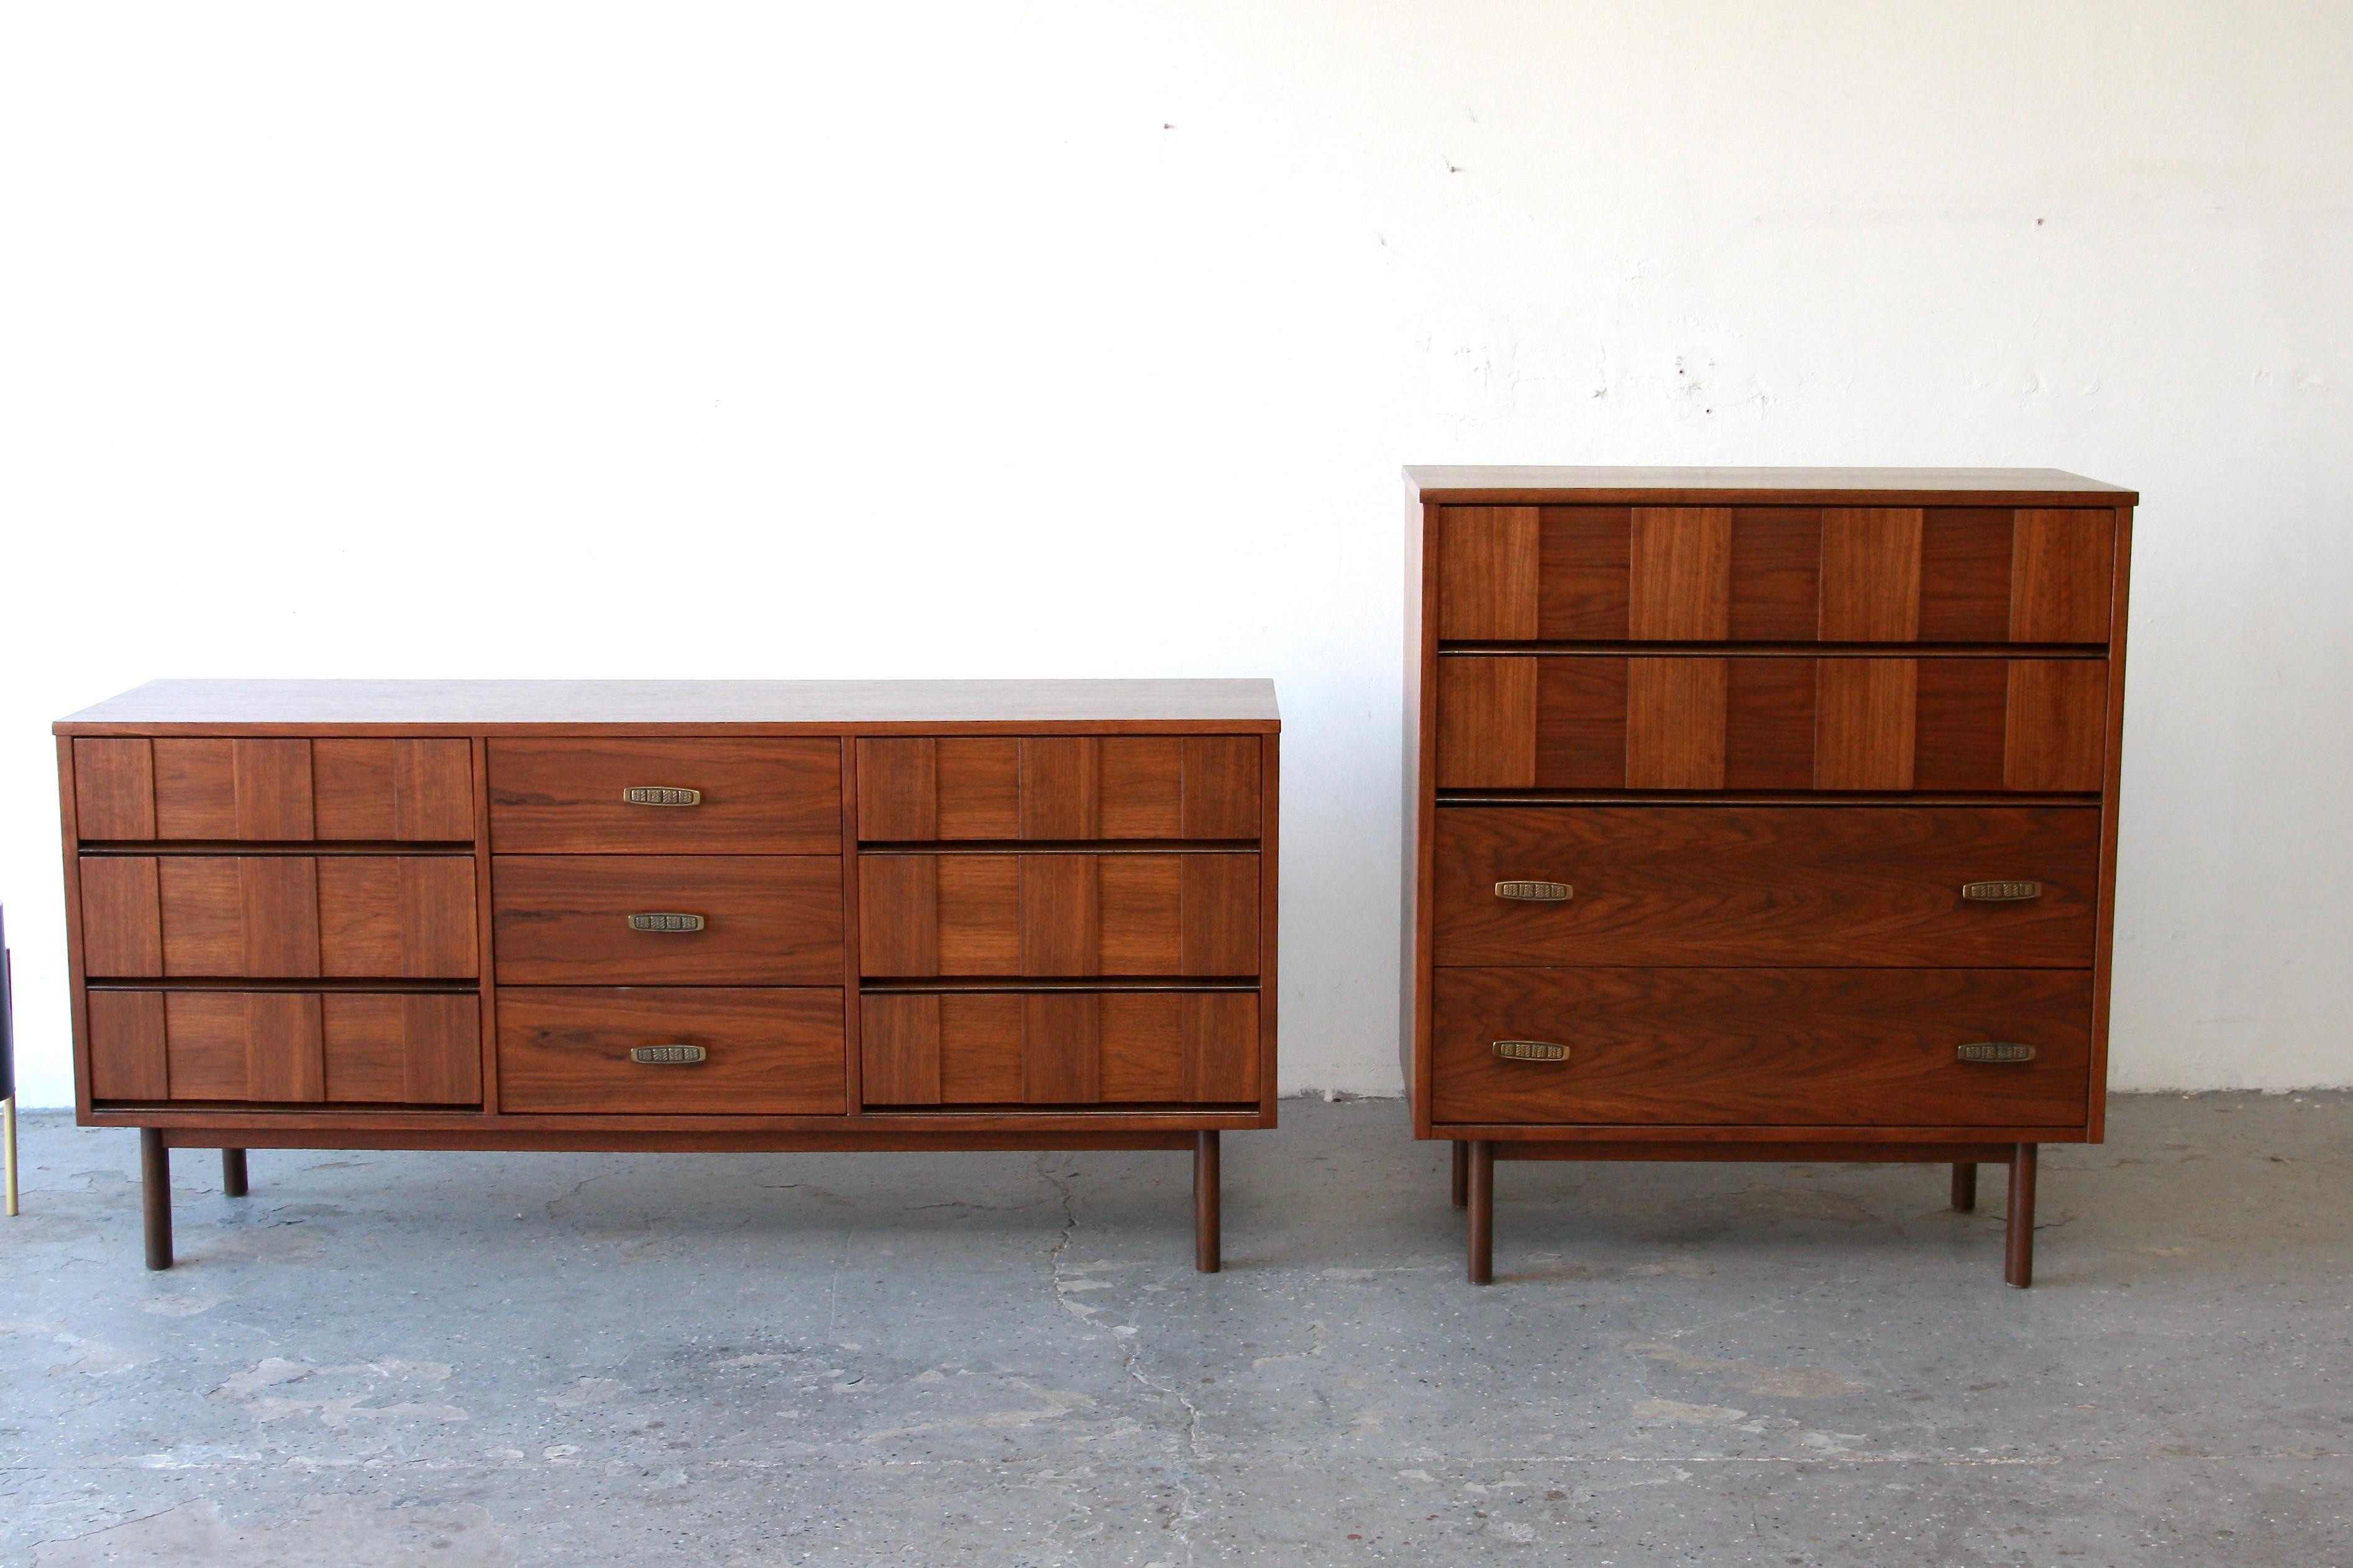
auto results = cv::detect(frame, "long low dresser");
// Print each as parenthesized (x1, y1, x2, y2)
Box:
(1401, 468, 2132, 1287)
(56, 679, 1279, 1270)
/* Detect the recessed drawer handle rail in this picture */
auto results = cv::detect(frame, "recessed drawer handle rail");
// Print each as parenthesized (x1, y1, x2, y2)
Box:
(629, 1045, 708, 1065)
(1957, 1042, 2037, 1064)
(1962, 880, 2042, 902)
(622, 786, 702, 806)
(626, 912, 706, 932)
(1495, 880, 1572, 903)
(1492, 1039, 1569, 1063)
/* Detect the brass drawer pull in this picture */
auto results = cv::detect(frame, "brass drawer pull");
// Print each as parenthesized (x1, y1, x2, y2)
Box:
(1495, 880, 1573, 903)
(1492, 1039, 1568, 1063)
(1962, 880, 2042, 902)
(623, 786, 702, 806)
(629, 1045, 707, 1065)
(1957, 1041, 2037, 1064)
(627, 912, 706, 932)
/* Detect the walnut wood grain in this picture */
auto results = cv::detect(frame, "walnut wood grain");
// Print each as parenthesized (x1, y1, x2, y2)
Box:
(321, 994, 481, 1105)
(861, 990, 1258, 1106)
(496, 988, 844, 1114)
(1437, 655, 2108, 793)
(489, 738, 841, 853)
(73, 739, 157, 839)
(1434, 805, 2098, 967)
(313, 740, 475, 841)
(1437, 507, 1541, 639)
(1819, 509, 1924, 640)
(859, 854, 1259, 978)
(491, 855, 843, 985)
(1629, 509, 1732, 639)
(91, 855, 476, 980)
(1432, 967, 2092, 1126)
(857, 736, 1261, 842)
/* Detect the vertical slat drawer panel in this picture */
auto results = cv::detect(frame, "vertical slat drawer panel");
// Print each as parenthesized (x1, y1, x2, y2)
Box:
(107, 855, 475, 979)
(73, 740, 157, 839)
(857, 854, 1259, 977)
(852, 736, 1263, 842)
(314, 740, 475, 840)
(86, 990, 481, 1105)
(1435, 655, 2107, 793)
(859, 991, 1261, 1108)
(322, 994, 482, 1105)
(1423, 504, 2116, 647)
(152, 740, 316, 839)
(316, 858, 480, 977)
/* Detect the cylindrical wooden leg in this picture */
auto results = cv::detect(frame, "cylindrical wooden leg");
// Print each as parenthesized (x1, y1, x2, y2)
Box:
(2005, 1143, 2037, 1288)
(140, 1129, 172, 1271)
(1193, 1131, 1221, 1274)
(221, 1148, 249, 1198)
(1467, 1139, 1494, 1285)
(1950, 1161, 1976, 1213)
(3, 1096, 19, 1218)
(1450, 1140, 1469, 1208)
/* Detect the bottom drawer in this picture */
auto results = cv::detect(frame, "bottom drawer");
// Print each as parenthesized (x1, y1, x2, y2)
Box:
(497, 988, 845, 1114)
(1432, 968, 2091, 1128)
(861, 990, 1259, 1108)
(86, 990, 480, 1106)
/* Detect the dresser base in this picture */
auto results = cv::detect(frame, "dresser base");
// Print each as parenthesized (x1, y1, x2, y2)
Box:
(1453, 1137, 2045, 1288)
(131, 1126, 1229, 1275)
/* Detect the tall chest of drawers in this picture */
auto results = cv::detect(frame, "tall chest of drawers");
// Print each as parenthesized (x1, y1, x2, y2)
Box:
(57, 679, 1277, 1271)
(1402, 468, 2132, 1286)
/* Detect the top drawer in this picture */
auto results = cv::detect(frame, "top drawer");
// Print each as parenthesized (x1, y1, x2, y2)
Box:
(489, 739, 841, 853)
(857, 736, 1261, 841)
(1436, 506, 2116, 645)
(72, 738, 473, 842)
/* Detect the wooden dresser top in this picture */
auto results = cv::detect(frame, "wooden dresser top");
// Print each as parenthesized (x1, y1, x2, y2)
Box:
(1405, 467, 2136, 507)
(57, 678, 1281, 736)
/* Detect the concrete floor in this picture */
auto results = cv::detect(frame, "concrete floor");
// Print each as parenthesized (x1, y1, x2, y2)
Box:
(1, 1095, 2348, 1567)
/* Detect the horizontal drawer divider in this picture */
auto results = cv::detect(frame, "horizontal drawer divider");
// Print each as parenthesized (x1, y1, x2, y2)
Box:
(861, 977, 1260, 993)
(859, 839, 1257, 854)
(1437, 642, 2106, 659)
(80, 841, 477, 856)
(86, 977, 482, 993)
(1438, 791, 2099, 807)
(94, 1098, 485, 1114)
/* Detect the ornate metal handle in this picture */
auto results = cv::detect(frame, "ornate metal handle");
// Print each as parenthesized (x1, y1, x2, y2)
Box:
(623, 786, 702, 806)
(1957, 1042, 2037, 1063)
(1962, 880, 2042, 902)
(629, 1045, 707, 1065)
(627, 913, 706, 932)
(1495, 880, 1573, 903)
(1492, 1039, 1568, 1062)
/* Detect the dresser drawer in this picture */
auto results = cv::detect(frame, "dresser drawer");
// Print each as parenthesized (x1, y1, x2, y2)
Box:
(859, 853, 1259, 978)
(1432, 967, 2091, 1128)
(1436, 805, 2096, 967)
(488, 739, 841, 853)
(491, 856, 843, 985)
(857, 736, 1261, 841)
(73, 737, 475, 842)
(78, 855, 478, 978)
(862, 990, 1259, 1106)
(85, 990, 480, 1106)
(496, 987, 845, 1114)
(1437, 655, 2107, 791)
(1435, 505, 2116, 645)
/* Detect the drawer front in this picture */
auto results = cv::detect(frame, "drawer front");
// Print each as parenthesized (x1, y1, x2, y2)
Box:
(78, 855, 478, 979)
(491, 855, 843, 984)
(488, 739, 841, 853)
(73, 738, 474, 842)
(859, 853, 1259, 978)
(85, 990, 480, 1106)
(862, 990, 1258, 1107)
(496, 988, 845, 1114)
(1432, 967, 2091, 1128)
(857, 736, 1261, 841)
(1436, 805, 2097, 967)
(1437, 655, 2107, 791)
(1436, 506, 2116, 645)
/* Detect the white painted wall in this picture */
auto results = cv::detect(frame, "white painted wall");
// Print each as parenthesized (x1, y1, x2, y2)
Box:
(3, 1, 2346, 1106)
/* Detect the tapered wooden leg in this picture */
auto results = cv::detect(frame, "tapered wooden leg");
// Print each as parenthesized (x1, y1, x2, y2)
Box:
(1950, 1161, 1976, 1213)
(141, 1129, 172, 1271)
(2005, 1143, 2037, 1288)
(1467, 1139, 1494, 1285)
(1193, 1131, 1220, 1274)
(1451, 1140, 1469, 1208)
(221, 1148, 249, 1198)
